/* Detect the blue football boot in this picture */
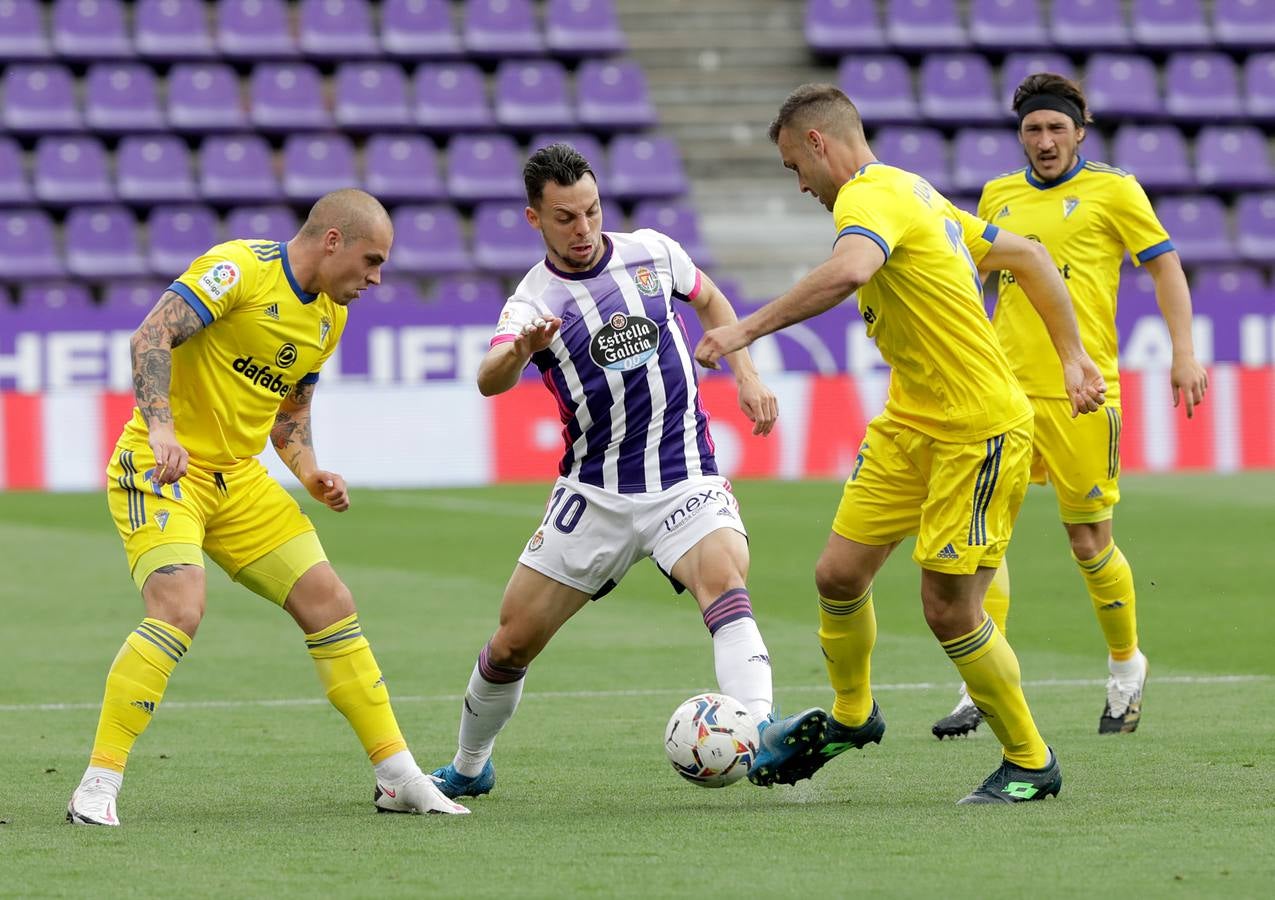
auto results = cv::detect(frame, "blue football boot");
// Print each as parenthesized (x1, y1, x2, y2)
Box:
(430, 760, 496, 799)
(747, 707, 829, 787)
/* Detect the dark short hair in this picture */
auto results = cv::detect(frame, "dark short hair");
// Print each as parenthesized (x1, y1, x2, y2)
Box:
(523, 143, 596, 206)
(768, 83, 863, 144)
(1012, 73, 1093, 125)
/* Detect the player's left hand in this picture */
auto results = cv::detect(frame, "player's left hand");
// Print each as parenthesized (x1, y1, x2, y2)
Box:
(1065, 354, 1107, 418)
(304, 470, 350, 512)
(695, 324, 748, 370)
(1170, 354, 1208, 419)
(736, 375, 778, 436)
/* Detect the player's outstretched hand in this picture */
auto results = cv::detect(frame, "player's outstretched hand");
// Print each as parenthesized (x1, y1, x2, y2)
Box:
(737, 375, 778, 436)
(1066, 355, 1108, 418)
(305, 470, 350, 512)
(695, 324, 748, 370)
(147, 426, 189, 486)
(1171, 354, 1208, 419)
(514, 316, 561, 357)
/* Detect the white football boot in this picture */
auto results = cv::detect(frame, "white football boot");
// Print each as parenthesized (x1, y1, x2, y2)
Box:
(66, 776, 120, 826)
(374, 773, 470, 815)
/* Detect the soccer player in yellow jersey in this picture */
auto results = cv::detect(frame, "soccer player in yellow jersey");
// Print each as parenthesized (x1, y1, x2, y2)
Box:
(66, 189, 468, 825)
(930, 74, 1209, 740)
(696, 84, 1107, 804)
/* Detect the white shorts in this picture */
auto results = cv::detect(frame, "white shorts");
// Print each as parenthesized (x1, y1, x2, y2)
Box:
(517, 474, 748, 598)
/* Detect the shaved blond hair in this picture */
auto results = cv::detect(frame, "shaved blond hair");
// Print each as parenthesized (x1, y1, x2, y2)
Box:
(768, 83, 866, 145)
(299, 188, 392, 244)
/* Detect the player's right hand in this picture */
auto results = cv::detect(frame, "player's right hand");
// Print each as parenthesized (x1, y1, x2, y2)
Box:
(514, 316, 561, 357)
(147, 427, 189, 485)
(1065, 355, 1107, 418)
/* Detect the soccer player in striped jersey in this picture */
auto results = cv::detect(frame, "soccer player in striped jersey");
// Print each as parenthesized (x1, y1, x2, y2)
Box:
(930, 74, 1208, 740)
(67, 190, 467, 825)
(429, 143, 828, 798)
(697, 84, 1108, 804)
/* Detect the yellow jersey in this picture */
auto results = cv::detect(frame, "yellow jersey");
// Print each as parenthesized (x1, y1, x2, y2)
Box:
(979, 157, 1173, 403)
(119, 240, 347, 469)
(833, 162, 1031, 441)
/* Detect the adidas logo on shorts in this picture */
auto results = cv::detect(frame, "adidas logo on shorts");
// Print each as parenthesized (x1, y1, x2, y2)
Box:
(937, 543, 960, 560)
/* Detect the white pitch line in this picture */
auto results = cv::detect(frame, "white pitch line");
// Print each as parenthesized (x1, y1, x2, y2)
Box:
(0, 674, 1266, 714)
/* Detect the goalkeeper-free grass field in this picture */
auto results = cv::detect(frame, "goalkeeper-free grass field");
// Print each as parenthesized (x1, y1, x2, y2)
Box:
(1, 474, 1272, 899)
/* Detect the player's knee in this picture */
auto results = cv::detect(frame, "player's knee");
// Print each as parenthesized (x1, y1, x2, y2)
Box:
(141, 564, 206, 636)
(487, 631, 537, 669)
(1067, 529, 1107, 562)
(285, 563, 356, 631)
(814, 557, 868, 603)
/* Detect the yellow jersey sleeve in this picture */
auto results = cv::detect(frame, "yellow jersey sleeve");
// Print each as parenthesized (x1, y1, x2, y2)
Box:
(1107, 175, 1174, 267)
(833, 169, 911, 259)
(167, 241, 261, 325)
(947, 201, 1000, 267)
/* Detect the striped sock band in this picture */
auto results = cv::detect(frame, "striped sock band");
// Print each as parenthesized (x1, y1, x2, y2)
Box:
(819, 584, 873, 618)
(478, 642, 527, 685)
(131, 617, 189, 664)
(941, 615, 996, 661)
(702, 588, 754, 636)
(304, 614, 363, 654)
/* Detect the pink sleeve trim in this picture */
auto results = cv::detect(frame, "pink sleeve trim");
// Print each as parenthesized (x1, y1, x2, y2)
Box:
(491, 334, 517, 347)
(686, 269, 703, 301)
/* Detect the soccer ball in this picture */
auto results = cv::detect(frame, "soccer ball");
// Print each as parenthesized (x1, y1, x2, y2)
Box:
(664, 692, 759, 788)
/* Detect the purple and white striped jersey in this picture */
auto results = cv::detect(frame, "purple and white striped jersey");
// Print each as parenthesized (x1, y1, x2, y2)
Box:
(491, 229, 718, 494)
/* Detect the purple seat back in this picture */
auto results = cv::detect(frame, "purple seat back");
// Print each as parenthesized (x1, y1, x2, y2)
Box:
(528, 132, 606, 170)
(576, 60, 657, 130)
(414, 63, 494, 132)
(1131, 0, 1210, 50)
(148, 205, 221, 275)
(1195, 126, 1275, 190)
(885, 0, 967, 51)
(1000, 52, 1075, 110)
(970, 0, 1046, 50)
(1214, 0, 1275, 49)
(1164, 52, 1243, 120)
(838, 55, 918, 125)
(380, 0, 463, 58)
(217, 0, 298, 59)
(805, 0, 885, 54)
(873, 127, 951, 193)
(52, 0, 132, 59)
(1244, 53, 1275, 121)
(1154, 195, 1236, 264)
(472, 201, 544, 273)
(65, 205, 146, 278)
(136, 0, 216, 59)
(19, 282, 96, 319)
(632, 200, 712, 267)
(225, 205, 299, 241)
(334, 63, 412, 129)
(1050, 0, 1131, 50)
(1079, 131, 1109, 164)
(251, 63, 331, 131)
(0, 0, 53, 60)
(952, 129, 1023, 192)
(432, 273, 507, 309)
(0, 138, 32, 204)
(85, 64, 165, 133)
(1112, 125, 1191, 192)
(34, 136, 114, 204)
(1194, 265, 1267, 303)
(544, 0, 626, 56)
(200, 134, 281, 203)
(0, 210, 64, 279)
(919, 54, 1001, 125)
(103, 280, 168, 318)
(608, 135, 688, 200)
(390, 204, 471, 274)
(1236, 193, 1275, 262)
(168, 63, 246, 131)
(298, 0, 378, 58)
(2, 65, 82, 134)
(116, 135, 198, 203)
(1085, 54, 1162, 119)
(363, 135, 446, 202)
(446, 134, 525, 202)
(463, 0, 544, 57)
(495, 60, 574, 129)
(281, 133, 360, 200)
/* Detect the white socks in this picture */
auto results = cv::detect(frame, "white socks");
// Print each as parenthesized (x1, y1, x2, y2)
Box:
(711, 617, 774, 723)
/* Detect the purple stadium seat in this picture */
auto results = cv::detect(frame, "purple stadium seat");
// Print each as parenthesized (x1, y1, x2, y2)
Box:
(431, 273, 507, 309)
(298, 0, 378, 58)
(217, 0, 298, 59)
(446, 134, 525, 202)
(885, 0, 967, 52)
(65, 205, 146, 278)
(544, 0, 626, 57)
(1000, 52, 1075, 110)
(1085, 54, 1162, 120)
(0, 0, 52, 60)
(1195, 126, 1275, 190)
(1194, 264, 1266, 303)
(2, 65, 82, 134)
(838, 55, 918, 125)
(1079, 130, 1109, 164)
(528, 132, 606, 170)
(1235, 193, 1275, 262)
(0, 138, 32, 204)
(135, 0, 216, 59)
(281, 133, 359, 200)
(1244, 53, 1275, 121)
(52, 0, 132, 59)
(199, 134, 281, 203)
(495, 60, 574, 130)
(251, 64, 331, 131)
(34, 136, 114, 205)
(1164, 52, 1243, 121)
(389, 204, 471, 274)
(632, 200, 712, 267)
(414, 63, 495, 133)
(363, 135, 446, 202)
(350, 277, 427, 324)
(872, 127, 951, 193)
(952, 129, 1023, 193)
(85, 64, 165, 133)
(103, 279, 166, 314)
(1154, 195, 1235, 264)
(463, 0, 543, 57)
(117, 135, 198, 203)
(599, 198, 625, 230)
(1131, 0, 1210, 50)
(919, 54, 1002, 125)
(472, 201, 544, 273)
(19, 281, 96, 316)
(148, 205, 221, 275)
(224, 204, 299, 241)
(1112, 125, 1191, 192)
(970, 0, 1047, 51)
(0, 210, 64, 279)
(805, 0, 885, 54)
(1050, 0, 1131, 50)
(576, 60, 657, 131)
(608, 135, 688, 200)
(334, 63, 412, 130)
(167, 63, 246, 132)
(380, 0, 463, 58)
(1214, 0, 1275, 49)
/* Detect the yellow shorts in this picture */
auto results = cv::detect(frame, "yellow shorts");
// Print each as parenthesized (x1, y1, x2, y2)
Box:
(831, 415, 1033, 574)
(1028, 397, 1122, 524)
(106, 441, 325, 603)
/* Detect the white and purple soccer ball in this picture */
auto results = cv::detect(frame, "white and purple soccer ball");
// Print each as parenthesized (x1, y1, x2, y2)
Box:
(664, 692, 759, 788)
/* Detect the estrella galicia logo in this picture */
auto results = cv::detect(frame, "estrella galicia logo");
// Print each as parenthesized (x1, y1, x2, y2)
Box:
(633, 266, 661, 296)
(275, 342, 298, 368)
(589, 312, 659, 371)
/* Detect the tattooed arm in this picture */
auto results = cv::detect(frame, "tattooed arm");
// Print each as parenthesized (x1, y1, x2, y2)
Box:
(131, 290, 206, 485)
(272, 380, 350, 512)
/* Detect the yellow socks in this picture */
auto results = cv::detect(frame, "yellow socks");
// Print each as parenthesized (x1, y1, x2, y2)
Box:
(818, 585, 876, 726)
(942, 617, 1049, 769)
(89, 618, 190, 772)
(1075, 541, 1138, 661)
(306, 614, 407, 764)
(982, 560, 1011, 637)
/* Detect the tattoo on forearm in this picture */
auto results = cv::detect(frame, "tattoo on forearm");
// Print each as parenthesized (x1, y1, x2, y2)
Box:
(271, 392, 315, 476)
(131, 291, 206, 428)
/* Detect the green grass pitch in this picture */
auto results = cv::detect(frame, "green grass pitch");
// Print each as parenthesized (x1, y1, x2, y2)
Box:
(1, 474, 1272, 898)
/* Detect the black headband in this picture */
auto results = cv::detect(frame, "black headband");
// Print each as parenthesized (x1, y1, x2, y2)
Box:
(1017, 93, 1084, 127)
